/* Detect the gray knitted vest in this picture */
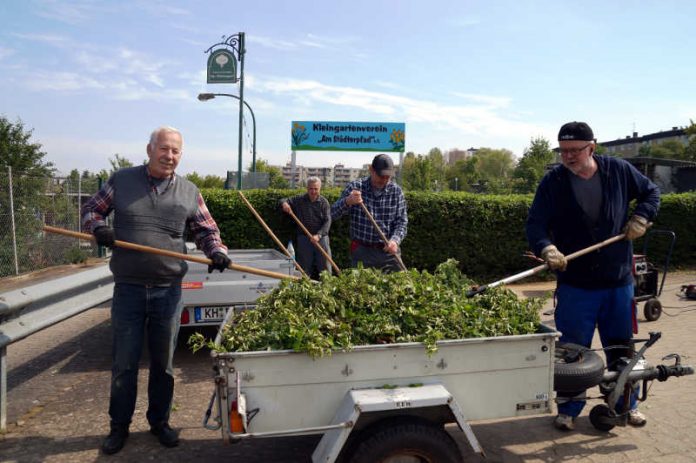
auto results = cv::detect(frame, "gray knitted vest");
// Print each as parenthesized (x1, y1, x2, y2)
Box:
(109, 165, 199, 285)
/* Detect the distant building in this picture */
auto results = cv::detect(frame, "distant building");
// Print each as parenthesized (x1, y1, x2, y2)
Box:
(276, 163, 365, 188)
(446, 148, 477, 164)
(600, 127, 688, 158)
(333, 164, 363, 186)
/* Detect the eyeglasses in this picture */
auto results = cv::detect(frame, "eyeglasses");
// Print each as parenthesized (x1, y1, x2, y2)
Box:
(559, 143, 592, 156)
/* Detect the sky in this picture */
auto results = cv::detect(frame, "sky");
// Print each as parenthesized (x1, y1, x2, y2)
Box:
(1, 0, 695, 177)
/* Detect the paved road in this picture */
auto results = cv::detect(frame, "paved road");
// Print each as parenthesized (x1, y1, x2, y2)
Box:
(1, 271, 695, 462)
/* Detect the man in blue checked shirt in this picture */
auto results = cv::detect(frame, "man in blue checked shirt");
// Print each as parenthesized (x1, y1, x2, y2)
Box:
(331, 154, 408, 272)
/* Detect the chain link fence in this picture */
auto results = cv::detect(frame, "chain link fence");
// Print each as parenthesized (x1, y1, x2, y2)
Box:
(0, 167, 102, 278)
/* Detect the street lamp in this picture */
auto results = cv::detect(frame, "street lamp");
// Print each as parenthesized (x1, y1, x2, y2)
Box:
(455, 177, 458, 191)
(197, 92, 257, 188)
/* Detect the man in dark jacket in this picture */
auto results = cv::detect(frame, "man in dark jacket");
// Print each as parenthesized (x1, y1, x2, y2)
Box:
(526, 121, 660, 431)
(82, 126, 231, 454)
(280, 177, 332, 279)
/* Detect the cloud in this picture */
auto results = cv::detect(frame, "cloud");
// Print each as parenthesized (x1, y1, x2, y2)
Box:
(24, 71, 105, 91)
(8, 33, 180, 98)
(250, 33, 360, 52)
(32, 0, 117, 25)
(451, 92, 512, 108)
(10, 32, 74, 47)
(0, 46, 15, 61)
(256, 77, 538, 138)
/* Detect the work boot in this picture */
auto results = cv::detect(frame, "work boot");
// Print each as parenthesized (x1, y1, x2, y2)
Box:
(628, 409, 647, 427)
(101, 426, 129, 455)
(553, 413, 575, 431)
(150, 422, 179, 447)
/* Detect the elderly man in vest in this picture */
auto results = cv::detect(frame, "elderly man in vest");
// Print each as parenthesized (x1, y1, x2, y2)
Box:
(82, 126, 231, 454)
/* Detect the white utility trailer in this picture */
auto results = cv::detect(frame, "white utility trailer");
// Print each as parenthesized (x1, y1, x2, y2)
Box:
(204, 324, 559, 462)
(180, 248, 296, 328)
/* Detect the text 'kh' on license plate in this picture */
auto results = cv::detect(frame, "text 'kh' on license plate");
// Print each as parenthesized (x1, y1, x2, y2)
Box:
(194, 306, 231, 322)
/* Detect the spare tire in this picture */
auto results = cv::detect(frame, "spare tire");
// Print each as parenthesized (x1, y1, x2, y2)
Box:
(554, 342, 605, 393)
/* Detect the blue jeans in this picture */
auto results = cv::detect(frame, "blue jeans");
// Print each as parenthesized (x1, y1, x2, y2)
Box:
(555, 283, 638, 417)
(109, 282, 182, 428)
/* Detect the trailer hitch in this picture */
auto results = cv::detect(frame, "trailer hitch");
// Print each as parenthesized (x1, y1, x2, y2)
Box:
(588, 331, 694, 431)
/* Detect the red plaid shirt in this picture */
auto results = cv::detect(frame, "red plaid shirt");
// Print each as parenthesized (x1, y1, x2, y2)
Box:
(81, 170, 227, 257)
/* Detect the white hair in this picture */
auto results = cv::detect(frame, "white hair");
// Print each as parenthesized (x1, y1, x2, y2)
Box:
(307, 176, 321, 186)
(149, 126, 182, 148)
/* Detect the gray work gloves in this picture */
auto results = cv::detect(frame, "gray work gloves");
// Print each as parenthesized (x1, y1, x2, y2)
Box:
(541, 244, 567, 272)
(208, 252, 231, 273)
(624, 215, 648, 241)
(93, 226, 115, 248)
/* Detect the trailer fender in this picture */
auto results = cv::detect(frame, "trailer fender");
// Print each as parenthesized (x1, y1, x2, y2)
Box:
(312, 384, 483, 463)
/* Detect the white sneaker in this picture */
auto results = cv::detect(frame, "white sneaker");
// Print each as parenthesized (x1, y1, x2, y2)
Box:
(628, 409, 647, 427)
(553, 414, 575, 431)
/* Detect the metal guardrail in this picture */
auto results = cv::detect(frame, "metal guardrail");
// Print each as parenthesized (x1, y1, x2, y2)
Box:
(0, 264, 114, 430)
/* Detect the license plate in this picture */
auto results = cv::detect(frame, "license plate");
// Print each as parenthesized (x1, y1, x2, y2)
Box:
(194, 306, 231, 322)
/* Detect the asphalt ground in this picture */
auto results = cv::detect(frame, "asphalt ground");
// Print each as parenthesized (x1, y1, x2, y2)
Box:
(1, 270, 695, 462)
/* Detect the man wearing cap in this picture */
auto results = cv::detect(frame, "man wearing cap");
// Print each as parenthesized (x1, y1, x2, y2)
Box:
(526, 121, 660, 431)
(331, 154, 407, 272)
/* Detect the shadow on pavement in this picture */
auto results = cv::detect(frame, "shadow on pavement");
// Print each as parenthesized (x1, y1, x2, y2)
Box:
(0, 433, 320, 463)
(457, 415, 638, 462)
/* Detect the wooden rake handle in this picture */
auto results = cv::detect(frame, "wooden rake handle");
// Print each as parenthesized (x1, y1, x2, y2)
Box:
(43, 225, 301, 281)
(358, 202, 408, 271)
(237, 191, 310, 279)
(285, 207, 341, 275)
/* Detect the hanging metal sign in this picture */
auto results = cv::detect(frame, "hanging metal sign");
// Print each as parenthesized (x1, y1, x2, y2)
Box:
(207, 48, 237, 84)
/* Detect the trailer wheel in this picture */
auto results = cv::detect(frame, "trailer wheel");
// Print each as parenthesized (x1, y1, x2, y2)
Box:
(589, 404, 616, 432)
(554, 342, 605, 393)
(347, 418, 461, 463)
(644, 298, 662, 321)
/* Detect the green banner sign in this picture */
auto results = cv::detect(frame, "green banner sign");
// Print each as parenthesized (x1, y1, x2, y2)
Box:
(207, 49, 237, 84)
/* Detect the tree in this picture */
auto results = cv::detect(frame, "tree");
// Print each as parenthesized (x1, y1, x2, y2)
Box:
(472, 148, 515, 193)
(401, 148, 447, 191)
(98, 154, 135, 179)
(253, 159, 288, 189)
(512, 137, 555, 193)
(683, 119, 696, 162)
(445, 156, 480, 192)
(639, 140, 685, 160)
(0, 116, 54, 175)
(185, 172, 225, 189)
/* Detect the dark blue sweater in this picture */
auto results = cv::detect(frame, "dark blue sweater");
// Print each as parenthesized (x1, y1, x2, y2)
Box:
(526, 155, 660, 289)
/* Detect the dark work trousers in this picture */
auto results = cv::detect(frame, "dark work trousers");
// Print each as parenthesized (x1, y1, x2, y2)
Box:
(296, 234, 331, 279)
(350, 243, 402, 273)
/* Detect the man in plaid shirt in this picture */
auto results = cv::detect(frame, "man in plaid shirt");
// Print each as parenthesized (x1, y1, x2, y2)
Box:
(81, 126, 229, 455)
(331, 154, 407, 272)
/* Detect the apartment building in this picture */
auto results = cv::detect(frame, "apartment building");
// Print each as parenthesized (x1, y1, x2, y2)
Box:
(277, 163, 365, 187)
(600, 127, 688, 157)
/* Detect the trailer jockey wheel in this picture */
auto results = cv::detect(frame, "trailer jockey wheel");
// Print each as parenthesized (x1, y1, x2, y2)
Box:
(644, 298, 662, 322)
(589, 404, 616, 432)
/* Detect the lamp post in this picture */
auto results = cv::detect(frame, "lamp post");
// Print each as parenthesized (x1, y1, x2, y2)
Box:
(198, 93, 256, 172)
(198, 93, 257, 186)
(455, 177, 458, 191)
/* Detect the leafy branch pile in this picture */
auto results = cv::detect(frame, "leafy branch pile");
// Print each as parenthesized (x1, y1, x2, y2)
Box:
(189, 259, 543, 357)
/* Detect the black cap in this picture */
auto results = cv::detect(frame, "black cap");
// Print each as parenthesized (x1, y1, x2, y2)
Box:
(558, 121, 594, 141)
(371, 154, 394, 176)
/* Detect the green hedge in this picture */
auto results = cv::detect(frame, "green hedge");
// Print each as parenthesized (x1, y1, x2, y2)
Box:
(202, 189, 696, 281)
